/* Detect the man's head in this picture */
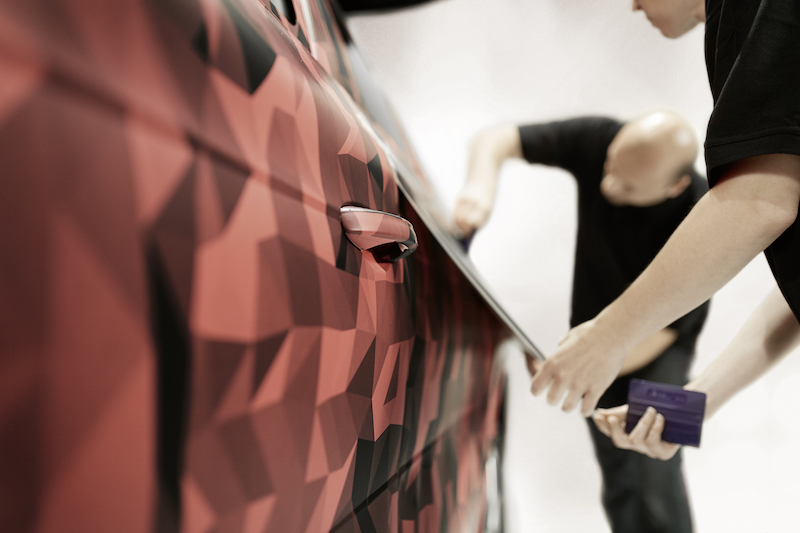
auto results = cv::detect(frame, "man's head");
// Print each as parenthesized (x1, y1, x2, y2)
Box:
(631, 0, 705, 38)
(601, 110, 698, 207)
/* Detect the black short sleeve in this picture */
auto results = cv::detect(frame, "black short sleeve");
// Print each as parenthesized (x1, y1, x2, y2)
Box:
(518, 117, 622, 181)
(704, 0, 800, 184)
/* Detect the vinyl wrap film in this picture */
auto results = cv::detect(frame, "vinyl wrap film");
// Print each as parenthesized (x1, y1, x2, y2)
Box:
(0, 0, 513, 532)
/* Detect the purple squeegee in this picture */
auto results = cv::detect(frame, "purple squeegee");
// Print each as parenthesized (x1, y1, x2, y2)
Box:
(625, 379, 706, 447)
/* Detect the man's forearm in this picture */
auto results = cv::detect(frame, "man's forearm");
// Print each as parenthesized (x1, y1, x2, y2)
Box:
(466, 125, 523, 184)
(686, 287, 800, 419)
(618, 328, 678, 376)
(596, 154, 800, 348)
(454, 125, 524, 235)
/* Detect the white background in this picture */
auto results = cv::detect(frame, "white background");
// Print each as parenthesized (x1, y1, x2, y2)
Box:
(348, 1, 800, 531)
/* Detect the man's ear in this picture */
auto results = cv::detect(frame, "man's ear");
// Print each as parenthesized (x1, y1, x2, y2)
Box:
(668, 174, 692, 198)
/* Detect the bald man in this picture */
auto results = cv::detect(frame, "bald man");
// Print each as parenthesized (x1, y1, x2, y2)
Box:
(455, 111, 708, 533)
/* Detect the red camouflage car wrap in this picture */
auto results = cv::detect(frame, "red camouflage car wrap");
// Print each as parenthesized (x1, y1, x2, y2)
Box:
(0, 0, 513, 532)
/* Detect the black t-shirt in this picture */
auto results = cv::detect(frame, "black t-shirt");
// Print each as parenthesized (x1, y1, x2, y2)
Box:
(518, 117, 710, 354)
(705, 0, 800, 319)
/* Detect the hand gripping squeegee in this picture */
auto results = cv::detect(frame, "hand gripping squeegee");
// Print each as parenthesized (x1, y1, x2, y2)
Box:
(625, 379, 707, 447)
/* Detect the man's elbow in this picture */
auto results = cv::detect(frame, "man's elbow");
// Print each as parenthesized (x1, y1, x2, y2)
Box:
(722, 153, 800, 241)
(471, 125, 522, 161)
(757, 196, 798, 240)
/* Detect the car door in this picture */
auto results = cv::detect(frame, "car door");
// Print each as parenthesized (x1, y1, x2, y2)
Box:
(173, 0, 516, 531)
(0, 0, 537, 531)
(139, 2, 427, 532)
(293, 2, 532, 532)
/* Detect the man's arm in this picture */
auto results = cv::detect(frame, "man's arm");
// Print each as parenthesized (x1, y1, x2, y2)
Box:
(618, 328, 678, 376)
(529, 328, 677, 378)
(593, 286, 800, 460)
(686, 286, 800, 418)
(531, 153, 800, 416)
(453, 125, 521, 236)
(454, 118, 615, 236)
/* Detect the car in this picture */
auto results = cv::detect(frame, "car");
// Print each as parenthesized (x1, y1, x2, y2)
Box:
(0, 0, 542, 532)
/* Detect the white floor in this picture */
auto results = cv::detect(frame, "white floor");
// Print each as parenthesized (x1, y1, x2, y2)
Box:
(347, 1, 800, 531)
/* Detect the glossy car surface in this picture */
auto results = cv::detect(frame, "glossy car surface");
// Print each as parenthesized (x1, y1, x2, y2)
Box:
(0, 0, 540, 532)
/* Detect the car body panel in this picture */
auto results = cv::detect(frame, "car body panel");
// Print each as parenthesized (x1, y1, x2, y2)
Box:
(0, 0, 539, 531)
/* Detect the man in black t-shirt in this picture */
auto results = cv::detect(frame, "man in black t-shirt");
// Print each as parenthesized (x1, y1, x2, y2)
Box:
(534, 1, 800, 463)
(455, 111, 708, 533)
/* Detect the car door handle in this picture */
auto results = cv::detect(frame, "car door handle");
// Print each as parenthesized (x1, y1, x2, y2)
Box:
(340, 206, 418, 262)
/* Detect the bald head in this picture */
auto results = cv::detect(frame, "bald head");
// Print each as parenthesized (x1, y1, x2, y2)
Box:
(619, 110, 698, 167)
(601, 110, 698, 206)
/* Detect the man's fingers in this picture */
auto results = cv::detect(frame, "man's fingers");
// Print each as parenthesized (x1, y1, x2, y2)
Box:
(580, 389, 602, 418)
(546, 378, 567, 406)
(455, 214, 475, 236)
(524, 354, 536, 376)
(465, 212, 485, 235)
(607, 415, 630, 448)
(525, 356, 544, 378)
(657, 442, 681, 461)
(453, 199, 481, 235)
(453, 203, 470, 234)
(604, 408, 681, 460)
(629, 406, 656, 444)
(645, 412, 666, 447)
(530, 362, 554, 397)
(561, 389, 583, 413)
(592, 413, 611, 437)
(645, 414, 680, 461)
(472, 206, 489, 228)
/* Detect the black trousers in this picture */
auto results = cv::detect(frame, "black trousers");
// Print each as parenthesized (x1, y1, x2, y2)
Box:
(586, 345, 694, 533)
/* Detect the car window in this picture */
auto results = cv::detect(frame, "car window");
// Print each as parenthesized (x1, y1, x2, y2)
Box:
(268, 0, 296, 24)
(260, 0, 312, 52)
(302, 0, 358, 97)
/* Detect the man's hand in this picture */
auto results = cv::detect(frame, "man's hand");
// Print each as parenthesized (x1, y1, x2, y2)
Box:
(530, 319, 630, 416)
(524, 352, 544, 376)
(593, 405, 681, 461)
(454, 182, 495, 237)
(453, 125, 522, 237)
(529, 323, 676, 415)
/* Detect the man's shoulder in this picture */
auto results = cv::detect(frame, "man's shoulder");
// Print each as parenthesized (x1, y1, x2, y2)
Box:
(575, 116, 624, 128)
(569, 116, 624, 148)
(516, 116, 623, 176)
(519, 116, 623, 134)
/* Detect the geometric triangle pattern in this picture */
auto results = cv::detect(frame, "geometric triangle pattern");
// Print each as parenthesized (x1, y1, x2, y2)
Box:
(0, 1, 512, 533)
